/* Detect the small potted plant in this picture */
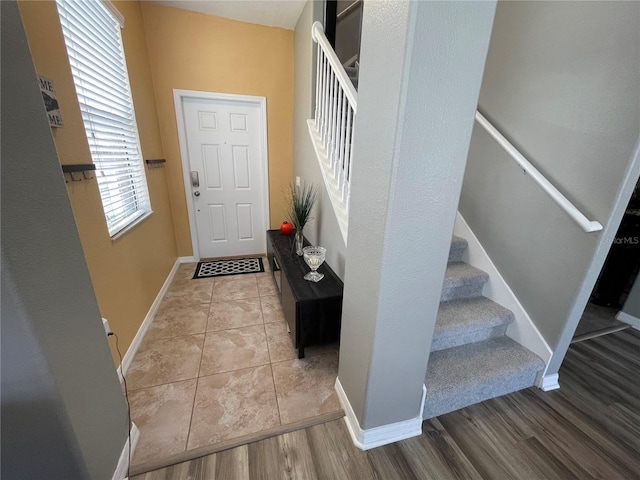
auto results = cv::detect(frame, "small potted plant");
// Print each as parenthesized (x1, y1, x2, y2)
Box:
(286, 182, 318, 255)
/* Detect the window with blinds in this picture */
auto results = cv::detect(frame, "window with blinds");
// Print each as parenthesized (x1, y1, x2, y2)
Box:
(56, 0, 151, 237)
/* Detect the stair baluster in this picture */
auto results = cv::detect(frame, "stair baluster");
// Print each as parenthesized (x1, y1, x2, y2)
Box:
(308, 21, 358, 243)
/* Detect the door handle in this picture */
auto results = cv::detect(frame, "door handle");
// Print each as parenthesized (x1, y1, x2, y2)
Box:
(190, 171, 200, 187)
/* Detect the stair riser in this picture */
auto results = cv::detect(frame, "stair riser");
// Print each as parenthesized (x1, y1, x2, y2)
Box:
(422, 368, 539, 419)
(431, 324, 509, 352)
(448, 245, 466, 263)
(440, 282, 485, 302)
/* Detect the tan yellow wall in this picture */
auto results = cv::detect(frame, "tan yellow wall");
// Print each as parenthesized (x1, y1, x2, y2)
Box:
(140, 3, 294, 256)
(18, 0, 178, 364)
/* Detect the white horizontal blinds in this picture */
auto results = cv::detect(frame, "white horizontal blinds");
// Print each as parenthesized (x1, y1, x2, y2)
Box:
(56, 0, 150, 236)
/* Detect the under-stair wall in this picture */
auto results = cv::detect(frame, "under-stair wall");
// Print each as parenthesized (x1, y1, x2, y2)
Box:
(459, 1, 640, 377)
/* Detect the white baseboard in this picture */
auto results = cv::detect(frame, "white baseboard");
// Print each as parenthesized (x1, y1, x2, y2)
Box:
(616, 311, 640, 330)
(117, 258, 181, 380)
(453, 212, 553, 385)
(334, 378, 424, 450)
(113, 422, 139, 480)
(540, 373, 560, 391)
(179, 256, 196, 263)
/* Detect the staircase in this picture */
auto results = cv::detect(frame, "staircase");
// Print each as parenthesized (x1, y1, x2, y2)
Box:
(344, 64, 359, 90)
(422, 236, 545, 419)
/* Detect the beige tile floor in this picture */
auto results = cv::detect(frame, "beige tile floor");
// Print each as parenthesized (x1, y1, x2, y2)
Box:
(126, 258, 341, 466)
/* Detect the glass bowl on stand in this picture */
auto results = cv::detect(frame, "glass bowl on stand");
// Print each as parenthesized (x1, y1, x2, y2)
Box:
(302, 246, 326, 282)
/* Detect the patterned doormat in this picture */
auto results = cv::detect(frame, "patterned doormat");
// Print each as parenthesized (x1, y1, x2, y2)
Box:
(193, 257, 264, 279)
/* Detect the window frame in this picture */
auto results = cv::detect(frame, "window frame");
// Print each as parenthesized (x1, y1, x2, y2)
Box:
(56, 0, 152, 238)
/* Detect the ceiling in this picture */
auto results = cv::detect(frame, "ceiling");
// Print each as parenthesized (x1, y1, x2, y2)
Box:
(147, 1, 308, 30)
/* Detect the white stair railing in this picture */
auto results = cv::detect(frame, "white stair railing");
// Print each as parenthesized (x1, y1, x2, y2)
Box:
(308, 21, 357, 244)
(475, 111, 602, 233)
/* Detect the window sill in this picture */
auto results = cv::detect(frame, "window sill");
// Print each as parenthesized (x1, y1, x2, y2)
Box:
(110, 211, 153, 242)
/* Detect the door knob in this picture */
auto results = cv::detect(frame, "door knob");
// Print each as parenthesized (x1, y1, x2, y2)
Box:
(194, 191, 200, 197)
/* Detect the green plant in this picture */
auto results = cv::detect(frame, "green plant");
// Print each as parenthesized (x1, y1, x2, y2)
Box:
(287, 182, 318, 230)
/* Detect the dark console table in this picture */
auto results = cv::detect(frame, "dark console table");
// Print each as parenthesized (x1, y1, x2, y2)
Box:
(266, 230, 343, 358)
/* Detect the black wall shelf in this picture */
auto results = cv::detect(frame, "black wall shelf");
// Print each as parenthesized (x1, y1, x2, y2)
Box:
(145, 159, 166, 168)
(61, 163, 96, 173)
(61, 164, 96, 182)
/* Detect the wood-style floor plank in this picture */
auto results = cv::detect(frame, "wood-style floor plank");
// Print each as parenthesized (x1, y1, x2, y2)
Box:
(512, 436, 588, 480)
(277, 429, 318, 480)
(366, 441, 419, 480)
(395, 419, 483, 480)
(132, 329, 640, 480)
(210, 444, 249, 480)
(439, 404, 545, 480)
(248, 436, 287, 480)
(513, 389, 635, 480)
(305, 420, 376, 480)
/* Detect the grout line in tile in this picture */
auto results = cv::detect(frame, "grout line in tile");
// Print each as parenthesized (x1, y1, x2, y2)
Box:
(266, 363, 283, 427)
(270, 363, 285, 427)
(154, 303, 211, 315)
(205, 320, 264, 334)
(203, 323, 269, 336)
(196, 331, 208, 380)
(210, 295, 261, 304)
(263, 322, 275, 367)
(208, 296, 262, 305)
(127, 375, 201, 394)
(195, 363, 274, 383)
(138, 332, 206, 348)
(143, 331, 207, 343)
(186, 327, 208, 451)
(184, 375, 199, 454)
(261, 321, 285, 426)
(268, 350, 335, 368)
(198, 358, 272, 379)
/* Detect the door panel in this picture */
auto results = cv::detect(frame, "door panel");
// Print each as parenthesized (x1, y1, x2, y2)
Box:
(181, 96, 267, 258)
(202, 145, 222, 189)
(232, 146, 251, 189)
(207, 204, 227, 242)
(236, 204, 254, 240)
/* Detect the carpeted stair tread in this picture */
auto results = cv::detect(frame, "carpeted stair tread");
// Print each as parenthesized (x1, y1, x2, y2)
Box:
(344, 66, 358, 76)
(441, 262, 488, 302)
(449, 236, 468, 263)
(343, 66, 359, 89)
(423, 336, 544, 419)
(432, 297, 514, 352)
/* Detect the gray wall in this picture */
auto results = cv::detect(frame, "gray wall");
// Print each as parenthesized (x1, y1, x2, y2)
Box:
(621, 275, 640, 320)
(338, 0, 496, 429)
(293, 0, 347, 279)
(459, 1, 640, 373)
(1, 2, 129, 478)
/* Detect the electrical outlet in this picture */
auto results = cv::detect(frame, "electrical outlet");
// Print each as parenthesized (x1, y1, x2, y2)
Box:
(102, 317, 111, 336)
(295, 176, 301, 187)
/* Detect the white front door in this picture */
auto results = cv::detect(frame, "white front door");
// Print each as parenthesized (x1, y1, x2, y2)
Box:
(179, 95, 268, 259)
